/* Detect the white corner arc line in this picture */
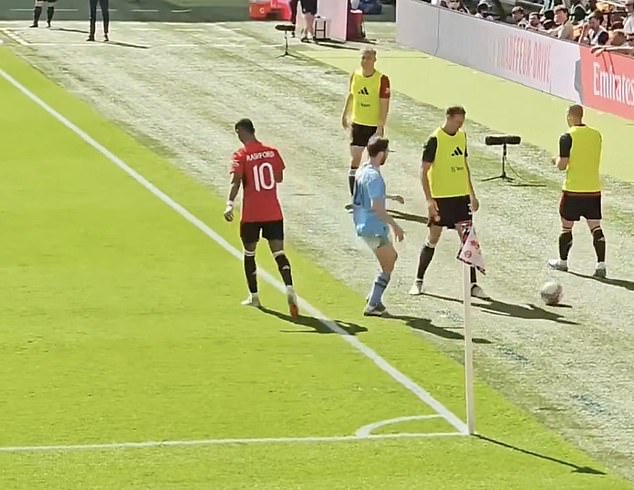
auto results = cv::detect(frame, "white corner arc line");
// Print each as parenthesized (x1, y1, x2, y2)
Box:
(0, 432, 463, 454)
(355, 415, 443, 438)
(0, 68, 468, 437)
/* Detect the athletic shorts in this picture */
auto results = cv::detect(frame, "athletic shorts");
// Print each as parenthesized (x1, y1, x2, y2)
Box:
(300, 0, 317, 15)
(429, 195, 472, 229)
(350, 123, 377, 148)
(240, 220, 284, 245)
(559, 192, 602, 221)
(360, 234, 391, 251)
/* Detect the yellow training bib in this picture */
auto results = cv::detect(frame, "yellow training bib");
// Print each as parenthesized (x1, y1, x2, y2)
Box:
(564, 126, 602, 193)
(350, 69, 382, 127)
(429, 128, 470, 198)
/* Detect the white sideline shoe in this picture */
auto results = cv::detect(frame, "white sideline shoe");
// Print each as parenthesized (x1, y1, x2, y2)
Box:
(241, 294, 261, 308)
(548, 259, 568, 272)
(408, 280, 424, 296)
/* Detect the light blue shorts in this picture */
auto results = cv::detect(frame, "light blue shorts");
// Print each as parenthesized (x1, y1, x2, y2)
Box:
(361, 234, 391, 251)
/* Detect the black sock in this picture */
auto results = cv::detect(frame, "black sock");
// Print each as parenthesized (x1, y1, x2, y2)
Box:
(47, 6, 54, 22)
(470, 267, 477, 285)
(591, 227, 606, 262)
(33, 6, 42, 23)
(558, 230, 573, 260)
(244, 254, 258, 294)
(348, 168, 357, 197)
(274, 253, 293, 286)
(416, 243, 435, 281)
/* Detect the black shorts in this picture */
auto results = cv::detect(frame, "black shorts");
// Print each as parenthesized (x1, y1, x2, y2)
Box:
(429, 195, 472, 229)
(300, 0, 317, 15)
(350, 123, 377, 148)
(559, 192, 602, 221)
(240, 220, 284, 245)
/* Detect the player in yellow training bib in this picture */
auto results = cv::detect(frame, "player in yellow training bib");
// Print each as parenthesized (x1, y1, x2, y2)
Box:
(409, 106, 489, 300)
(341, 48, 391, 210)
(549, 104, 607, 278)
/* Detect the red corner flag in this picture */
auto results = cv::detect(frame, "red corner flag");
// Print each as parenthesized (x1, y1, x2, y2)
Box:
(457, 225, 486, 275)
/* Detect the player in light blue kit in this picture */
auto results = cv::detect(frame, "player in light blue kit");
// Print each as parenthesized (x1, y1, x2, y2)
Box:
(353, 137, 405, 317)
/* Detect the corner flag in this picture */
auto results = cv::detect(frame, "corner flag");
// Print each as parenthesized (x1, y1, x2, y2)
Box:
(457, 225, 485, 274)
(457, 224, 486, 435)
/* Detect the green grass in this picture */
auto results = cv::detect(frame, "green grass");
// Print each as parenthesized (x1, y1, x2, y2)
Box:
(306, 48, 634, 183)
(0, 46, 631, 489)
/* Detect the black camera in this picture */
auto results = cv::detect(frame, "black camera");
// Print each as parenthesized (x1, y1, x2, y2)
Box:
(485, 135, 521, 146)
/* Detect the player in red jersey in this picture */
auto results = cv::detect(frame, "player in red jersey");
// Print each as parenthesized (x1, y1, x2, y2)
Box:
(224, 119, 299, 318)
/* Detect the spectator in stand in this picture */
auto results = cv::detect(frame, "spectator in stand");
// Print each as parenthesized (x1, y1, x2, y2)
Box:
(475, 1, 493, 19)
(570, 0, 587, 24)
(579, 10, 609, 45)
(592, 32, 634, 54)
(551, 6, 575, 40)
(446, 0, 469, 14)
(543, 19, 556, 30)
(541, 9, 555, 26)
(526, 12, 542, 31)
(625, 0, 634, 35)
(608, 29, 627, 46)
(512, 6, 528, 28)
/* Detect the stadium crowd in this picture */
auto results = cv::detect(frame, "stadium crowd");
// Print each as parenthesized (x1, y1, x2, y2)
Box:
(430, 0, 634, 55)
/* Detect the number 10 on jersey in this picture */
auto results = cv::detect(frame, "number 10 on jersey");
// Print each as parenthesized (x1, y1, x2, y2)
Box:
(253, 162, 275, 192)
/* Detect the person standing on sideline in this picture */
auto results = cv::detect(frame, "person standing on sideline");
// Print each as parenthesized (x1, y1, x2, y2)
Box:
(289, 0, 299, 37)
(88, 0, 109, 42)
(341, 48, 391, 210)
(409, 106, 489, 299)
(548, 105, 606, 278)
(298, 0, 318, 42)
(353, 137, 404, 317)
(224, 119, 299, 317)
(30, 0, 56, 28)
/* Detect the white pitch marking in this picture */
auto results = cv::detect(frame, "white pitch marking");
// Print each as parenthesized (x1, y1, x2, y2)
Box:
(0, 432, 463, 454)
(2, 29, 30, 46)
(0, 68, 469, 437)
(131, 9, 159, 13)
(129, 27, 159, 31)
(171, 9, 191, 13)
(174, 28, 205, 32)
(52, 8, 79, 12)
(355, 415, 444, 438)
(9, 8, 34, 11)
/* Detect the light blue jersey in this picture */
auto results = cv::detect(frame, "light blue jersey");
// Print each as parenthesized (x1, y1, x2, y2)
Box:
(353, 163, 388, 238)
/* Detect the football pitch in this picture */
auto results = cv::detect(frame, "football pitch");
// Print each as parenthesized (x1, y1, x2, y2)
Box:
(1, 17, 633, 489)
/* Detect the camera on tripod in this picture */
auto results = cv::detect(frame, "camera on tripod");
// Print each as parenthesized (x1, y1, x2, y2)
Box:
(485, 135, 521, 146)
(483, 134, 521, 182)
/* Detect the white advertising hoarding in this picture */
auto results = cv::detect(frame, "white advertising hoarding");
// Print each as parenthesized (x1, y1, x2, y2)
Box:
(396, 0, 581, 103)
(317, 0, 348, 42)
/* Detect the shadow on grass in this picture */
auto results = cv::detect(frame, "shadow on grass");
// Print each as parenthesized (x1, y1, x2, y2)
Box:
(476, 435, 607, 475)
(384, 313, 492, 344)
(260, 307, 368, 335)
(424, 293, 579, 326)
(387, 209, 428, 224)
(569, 271, 634, 292)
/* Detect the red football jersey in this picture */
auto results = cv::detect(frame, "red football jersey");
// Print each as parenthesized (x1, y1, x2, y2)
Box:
(230, 141, 285, 223)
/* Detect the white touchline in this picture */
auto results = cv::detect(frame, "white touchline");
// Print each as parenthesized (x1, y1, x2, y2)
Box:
(0, 432, 463, 453)
(0, 67, 469, 436)
(2, 29, 30, 46)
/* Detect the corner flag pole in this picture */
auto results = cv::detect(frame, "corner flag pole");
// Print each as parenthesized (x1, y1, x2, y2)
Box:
(457, 224, 484, 436)
(463, 263, 476, 435)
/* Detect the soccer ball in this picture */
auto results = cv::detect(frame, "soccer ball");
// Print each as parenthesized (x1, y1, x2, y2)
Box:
(540, 280, 563, 305)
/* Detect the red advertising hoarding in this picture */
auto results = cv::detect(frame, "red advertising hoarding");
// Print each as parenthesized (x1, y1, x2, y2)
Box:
(579, 47, 634, 121)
